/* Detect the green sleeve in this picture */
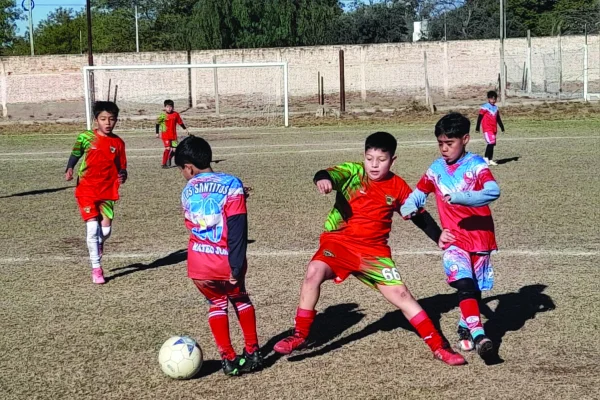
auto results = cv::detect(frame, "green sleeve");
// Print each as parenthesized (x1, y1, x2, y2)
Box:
(71, 131, 93, 157)
(326, 162, 362, 191)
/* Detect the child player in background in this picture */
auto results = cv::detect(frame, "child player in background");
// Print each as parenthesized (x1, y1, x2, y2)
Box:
(65, 101, 127, 284)
(402, 113, 500, 360)
(156, 99, 188, 168)
(175, 136, 263, 376)
(475, 91, 505, 166)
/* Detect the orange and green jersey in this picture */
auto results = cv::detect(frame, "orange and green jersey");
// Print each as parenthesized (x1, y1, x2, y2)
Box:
(156, 111, 184, 141)
(70, 130, 127, 201)
(318, 162, 413, 252)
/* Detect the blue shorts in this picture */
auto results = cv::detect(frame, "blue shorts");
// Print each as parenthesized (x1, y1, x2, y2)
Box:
(442, 245, 494, 291)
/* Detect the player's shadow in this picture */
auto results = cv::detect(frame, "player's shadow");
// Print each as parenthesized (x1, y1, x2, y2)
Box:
(496, 156, 519, 165)
(106, 249, 187, 282)
(480, 284, 555, 365)
(0, 186, 72, 199)
(261, 303, 365, 368)
(286, 285, 554, 365)
(192, 360, 222, 379)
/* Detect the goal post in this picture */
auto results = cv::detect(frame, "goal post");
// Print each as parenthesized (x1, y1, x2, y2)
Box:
(82, 61, 289, 130)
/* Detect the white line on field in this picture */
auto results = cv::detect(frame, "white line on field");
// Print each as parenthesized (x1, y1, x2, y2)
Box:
(0, 249, 597, 264)
(0, 135, 597, 160)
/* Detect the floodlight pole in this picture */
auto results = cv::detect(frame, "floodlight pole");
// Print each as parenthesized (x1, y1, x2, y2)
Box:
(28, 0, 34, 56)
(134, 3, 140, 52)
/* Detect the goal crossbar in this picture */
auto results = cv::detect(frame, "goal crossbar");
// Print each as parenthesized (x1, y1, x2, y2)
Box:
(82, 62, 289, 129)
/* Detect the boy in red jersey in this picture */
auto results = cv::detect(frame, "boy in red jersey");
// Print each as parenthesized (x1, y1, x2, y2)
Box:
(156, 99, 188, 168)
(175, 136, 263, 376)
(402, 113, 501, 361)
(65, 101, 127, 284)
(475, 91, 505, 166)
(274, 132, 466, 366)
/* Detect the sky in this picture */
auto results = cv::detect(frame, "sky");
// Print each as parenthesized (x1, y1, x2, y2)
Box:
(16, 0, 86, 34)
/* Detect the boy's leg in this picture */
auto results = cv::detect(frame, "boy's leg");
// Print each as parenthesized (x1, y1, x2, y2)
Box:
(444, 247, 493, 358)
(78, 197, 105, 284)
(483, 132, 497, 165)
(193, 280, 238, 365)
(228, 281, 263, 371)
(97, 201, 114, 258)
(162, 139, 171, 167)
(273, 260, 335, 354)
(168, 140, 178, 166)
(484, 144, 495, 161)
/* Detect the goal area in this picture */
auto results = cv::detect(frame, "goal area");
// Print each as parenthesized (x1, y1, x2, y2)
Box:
(82, 62, 289, 130)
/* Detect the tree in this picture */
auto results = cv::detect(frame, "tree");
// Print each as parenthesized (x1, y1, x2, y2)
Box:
(335, 1, 409, 44)
(0, 0, 22, 54)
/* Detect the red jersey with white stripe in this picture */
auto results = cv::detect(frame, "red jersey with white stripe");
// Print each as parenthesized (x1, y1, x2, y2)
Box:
(181, 172, 246, 280)
(479, 103, 500, 134)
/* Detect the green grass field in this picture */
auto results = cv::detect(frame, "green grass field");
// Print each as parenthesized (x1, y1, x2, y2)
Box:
(0, 119, 599, 399)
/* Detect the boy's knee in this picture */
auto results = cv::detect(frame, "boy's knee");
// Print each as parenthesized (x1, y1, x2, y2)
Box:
(450, 278, 480, 302)
(381, 283, 413, 301)
(304, 262, 332, 286)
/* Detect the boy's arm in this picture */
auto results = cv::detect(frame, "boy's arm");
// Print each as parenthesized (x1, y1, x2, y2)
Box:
(65, 133, 87, 180)
(313, 162, 359, 193)
(155, 123, 160, 136)
(397, 179, 440, 244)
(156, 113, 165, 137)
(475, 111, 484, 132)
(497, 111, 505, 132)
(447, 181, 500, 207)
(176, 113, 189, 134)
(225, 180, 248, 281)
(117, 140, 128, 184)
(410, 211, 442, 244)
(227, 214, 248, 280)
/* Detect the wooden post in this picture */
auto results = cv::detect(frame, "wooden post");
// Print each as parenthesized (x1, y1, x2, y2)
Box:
(213, 55, 220, 116)
(360, 46, 367, 101)
(558, 33, 563, 97)
(317, 72, 321, 104)
(522, 62, 526, 90)
(107, 78, 111, 101)
(443, 41, 449, 98)
(339, 49, 346, 113)
(321, 76, 325, 105)
(423, 51, 434, 113)
(527, 30, 532, 94)
(113, 85, 118, 103)
(584, 30, 589, 101)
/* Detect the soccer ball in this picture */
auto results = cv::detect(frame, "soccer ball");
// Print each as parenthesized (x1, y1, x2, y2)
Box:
(158, 336, 203, 379)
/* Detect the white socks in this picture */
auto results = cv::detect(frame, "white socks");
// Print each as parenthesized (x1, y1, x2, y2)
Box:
(98, 225, 111, 245)
(86, 220, 101, 269)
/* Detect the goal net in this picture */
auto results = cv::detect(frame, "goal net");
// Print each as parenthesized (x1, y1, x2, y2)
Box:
(83, 62, 289, 130)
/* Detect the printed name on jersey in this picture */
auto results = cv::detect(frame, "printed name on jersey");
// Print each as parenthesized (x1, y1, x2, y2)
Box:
(183, 182, 229, 199)
(192, 242, 229, 256)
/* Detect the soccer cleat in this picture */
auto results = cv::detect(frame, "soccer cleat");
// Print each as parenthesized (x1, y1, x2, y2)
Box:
(161, 165, 169, 169)
(474, 335, 494, 359)
(488, 159, 498, 166)
(221, 356, 244, 377)
(434, 346, 467, 366)
(240, 348, 264, 373)
(273, 334, 308, 355)
(457, 326, 475, 351)
(92, 268, 105, 284)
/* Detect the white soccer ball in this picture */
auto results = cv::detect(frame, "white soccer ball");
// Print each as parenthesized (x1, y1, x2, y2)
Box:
(158, 336, 203, 379)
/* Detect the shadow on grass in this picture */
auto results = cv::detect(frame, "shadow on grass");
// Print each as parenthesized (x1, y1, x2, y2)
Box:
(276, 285, 553, 367)
(496, 156, 520, 165)
(0, 186, 72, 199)
(106, 249, 187, 282)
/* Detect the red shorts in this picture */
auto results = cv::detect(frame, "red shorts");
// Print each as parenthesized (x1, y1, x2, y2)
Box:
(193, 279, 247, 303)
(76, 197, 115, 221)
(162, 139, 178, 148)
(311, 234, 402, 289)
(483, 132, 497, 145)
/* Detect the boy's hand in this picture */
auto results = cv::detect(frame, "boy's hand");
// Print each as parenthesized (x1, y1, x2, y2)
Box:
(243, 186, 253, 199)
(184, 129, 190, 135)
(118, 170, 128, 184)
(65, 168, 74, 181)
(228, 274, 238, 285)
(442, 194, 452, 204)
(155, 133, 159, 138)
(438, 229, 456, 250)
(316, 179, 333, 194)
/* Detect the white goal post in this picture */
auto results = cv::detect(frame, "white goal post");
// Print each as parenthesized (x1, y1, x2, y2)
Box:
(82, 61, 290, 129)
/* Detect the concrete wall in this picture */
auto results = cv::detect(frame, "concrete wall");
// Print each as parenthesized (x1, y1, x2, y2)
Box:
(1, 35, 598, 116)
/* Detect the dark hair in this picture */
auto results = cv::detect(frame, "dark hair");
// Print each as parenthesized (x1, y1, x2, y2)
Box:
(434, 112, 471, 138)
(487, 90, 498, 99)
(93, 101, 119, 119)
(365, 131, 397, 156)
(174, 135, 212, 169)
(164, 99, 174, 107)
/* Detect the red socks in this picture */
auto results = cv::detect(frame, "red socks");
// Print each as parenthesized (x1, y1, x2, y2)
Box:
(294, 308, 317, 339)
(409, 310, 445, 352)
(459, 298, 485, 339)
(161, 148, 170, 166)
(232, 299, 259, 353)
(207, 305, 236, 360)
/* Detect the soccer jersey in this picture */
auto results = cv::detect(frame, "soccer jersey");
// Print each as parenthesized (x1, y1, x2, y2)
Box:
(416, 152, 497, 253)
(157, 111, 184, 141)
(182, 172, 247, 280)
(479, 103, 500, 134)
(321, 162, 413, 252)
(71, 130, 126, 201)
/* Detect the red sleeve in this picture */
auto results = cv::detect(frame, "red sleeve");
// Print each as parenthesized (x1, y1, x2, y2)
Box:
(176, 113, 184, 125)
(477, 166, 496, 186)
(224, 185, 247, 217)
(119, 139, 127, 170)
(416, 173, 435, 195)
